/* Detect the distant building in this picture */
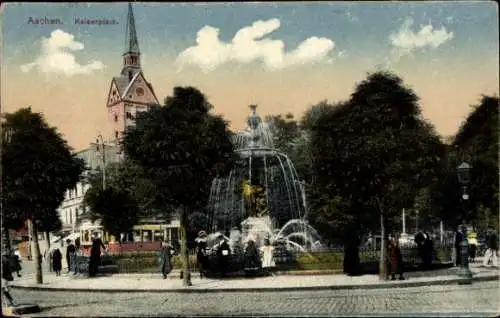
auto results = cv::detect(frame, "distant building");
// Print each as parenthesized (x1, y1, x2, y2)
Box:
(57, 142, 121, 238)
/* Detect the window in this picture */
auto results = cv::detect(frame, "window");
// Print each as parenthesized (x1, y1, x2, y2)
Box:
(126, 112, 134, 120)
(136, 87, 144, 96)
(115, 131, 119, 139)
(69, 209, 73, 224)
(114, 114, 118, 122)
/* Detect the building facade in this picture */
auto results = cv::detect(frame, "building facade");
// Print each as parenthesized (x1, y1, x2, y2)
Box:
(57, 142, 121, 237)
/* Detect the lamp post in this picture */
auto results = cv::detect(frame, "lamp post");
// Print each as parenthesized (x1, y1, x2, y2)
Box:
(457, 162, 473, 282)
(96, 134, 106, 190)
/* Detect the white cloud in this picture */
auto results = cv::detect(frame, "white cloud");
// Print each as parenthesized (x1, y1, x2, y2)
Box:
(175, 18, 335, 72)
(21, 29, 104, 76)
(389, 18, 454, 58)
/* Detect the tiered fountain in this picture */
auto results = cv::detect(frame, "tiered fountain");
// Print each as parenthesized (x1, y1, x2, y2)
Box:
(206, 105, 323, 253)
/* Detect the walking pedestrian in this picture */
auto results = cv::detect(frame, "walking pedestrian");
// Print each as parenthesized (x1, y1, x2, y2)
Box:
(195, 231, 208, 278)
(9, 250, 22, 278)
(483, 228, 498, 267)
(44, 248, 54, 272)
(387, 238, 405, 280)
(343, 228, 361, 276)
(159, 239, 174, 279)
(65, 239, 76, 273)
(88, 232, 106, 277)
(52, 248, 62, 276)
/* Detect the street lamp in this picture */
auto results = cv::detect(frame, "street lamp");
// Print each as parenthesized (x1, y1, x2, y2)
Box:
(95, 134, 106, 190)
(456, 162, 473, 282)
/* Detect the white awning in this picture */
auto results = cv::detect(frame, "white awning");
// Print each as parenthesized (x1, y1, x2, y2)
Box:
(51, 236, 62, 243)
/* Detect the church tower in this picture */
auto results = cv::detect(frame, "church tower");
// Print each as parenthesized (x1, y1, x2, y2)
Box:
(106, 3, 159, 142)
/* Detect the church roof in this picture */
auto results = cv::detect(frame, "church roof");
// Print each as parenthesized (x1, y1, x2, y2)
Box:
(111, 68, 140, 98)
(111, 70, 159, 104)
(124, 3, 140, 55)
(121, 71, 142, 99)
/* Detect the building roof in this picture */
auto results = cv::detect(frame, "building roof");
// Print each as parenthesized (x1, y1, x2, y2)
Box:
(124, 3, 140, 55)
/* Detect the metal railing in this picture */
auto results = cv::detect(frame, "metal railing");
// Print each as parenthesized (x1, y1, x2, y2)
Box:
(93, 242, 454, 273)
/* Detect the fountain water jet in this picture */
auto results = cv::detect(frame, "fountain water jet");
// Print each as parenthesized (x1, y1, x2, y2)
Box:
(206, 105, 324, 252)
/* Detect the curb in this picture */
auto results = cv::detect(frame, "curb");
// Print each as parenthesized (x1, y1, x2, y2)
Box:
(9, 274, 498, 294)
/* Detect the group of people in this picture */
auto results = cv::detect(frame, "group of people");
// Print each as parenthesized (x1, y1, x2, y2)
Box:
(43, 233, 107, 277)
(158, 230, 278, 280)
(44, 238, 79, 276)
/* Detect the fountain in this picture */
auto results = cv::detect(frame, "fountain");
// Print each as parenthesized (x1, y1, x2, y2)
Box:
(207, 105, 323, 253)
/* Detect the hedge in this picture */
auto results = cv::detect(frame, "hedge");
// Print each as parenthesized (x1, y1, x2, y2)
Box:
(104, 245, 454, 273)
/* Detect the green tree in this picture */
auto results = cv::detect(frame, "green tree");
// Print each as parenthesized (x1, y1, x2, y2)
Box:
(96, 160, 165, 219)
(37, 209, 63, 249)
(84, 186, 139, 242)
(2, 108, 84, 284)
(123, 87, 235, 286)
(431, 95, 499, 231)
(265, 113, 300, 153)
(308, 71, 446, 279)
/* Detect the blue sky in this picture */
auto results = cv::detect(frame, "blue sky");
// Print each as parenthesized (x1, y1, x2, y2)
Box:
(1, 2, 498, 150)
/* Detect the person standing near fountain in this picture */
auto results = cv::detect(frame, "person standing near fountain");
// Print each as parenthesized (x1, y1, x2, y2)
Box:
(216, 234, 231, 277)
(244, 239, 261, 275)
(260, 239, 276, 275)
(195, 231, 208, 278)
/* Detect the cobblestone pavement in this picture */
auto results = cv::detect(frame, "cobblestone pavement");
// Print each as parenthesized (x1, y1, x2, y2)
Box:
(10, 281, 499, 316)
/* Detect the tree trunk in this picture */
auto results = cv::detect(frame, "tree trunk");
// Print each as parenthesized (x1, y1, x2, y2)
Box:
(31, 219, 43, 284)
(179, 206, 192, 286)
(2, 225, 12, 255)
(379, 213, 388, 280)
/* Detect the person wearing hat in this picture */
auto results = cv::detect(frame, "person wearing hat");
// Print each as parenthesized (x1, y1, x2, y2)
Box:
(195, 231, 208, 278)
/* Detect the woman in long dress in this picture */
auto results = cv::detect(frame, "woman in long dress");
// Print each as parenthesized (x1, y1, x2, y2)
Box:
(260, 239, 276, 275)
(89, 233, 106, 277)
(52, 248, 62, 276)
(159, 240, 174, 279)
(195, 231, 208, 278)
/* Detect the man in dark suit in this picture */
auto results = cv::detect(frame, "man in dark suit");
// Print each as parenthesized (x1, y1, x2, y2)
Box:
(66, 239, 76, 273)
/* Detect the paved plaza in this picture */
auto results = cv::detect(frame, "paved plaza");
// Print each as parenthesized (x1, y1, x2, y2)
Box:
(4, 259, 499, 316)
(10, 259, 499, 293)
(9, 281, 500, 316)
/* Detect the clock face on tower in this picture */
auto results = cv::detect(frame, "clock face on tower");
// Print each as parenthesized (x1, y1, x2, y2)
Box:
(136, 87, 144, 96)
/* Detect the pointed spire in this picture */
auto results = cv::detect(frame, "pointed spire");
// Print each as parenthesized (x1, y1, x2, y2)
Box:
(124, 3, 140, 55)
